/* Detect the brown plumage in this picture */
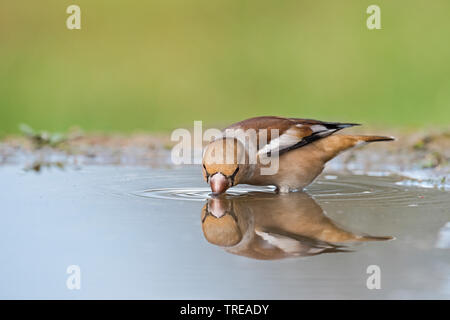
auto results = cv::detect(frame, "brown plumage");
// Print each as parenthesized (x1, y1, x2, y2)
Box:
(202, 116, 394, 194)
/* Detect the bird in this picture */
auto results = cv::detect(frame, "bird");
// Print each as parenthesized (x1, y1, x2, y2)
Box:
(201, 192, 391, 260)
(202, 116, 394, 194)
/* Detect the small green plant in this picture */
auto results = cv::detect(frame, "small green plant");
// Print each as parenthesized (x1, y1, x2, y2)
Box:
(19, 124, 67, 148)
(420, 151, 444, 169)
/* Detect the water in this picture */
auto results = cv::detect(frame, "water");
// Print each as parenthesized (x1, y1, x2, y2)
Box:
(0, 165, 449, 299)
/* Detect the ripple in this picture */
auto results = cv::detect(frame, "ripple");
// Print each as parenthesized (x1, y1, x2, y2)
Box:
(133, 175, 450, 208)
(133, 186, 276, 202)
(307, 176, 450, 208)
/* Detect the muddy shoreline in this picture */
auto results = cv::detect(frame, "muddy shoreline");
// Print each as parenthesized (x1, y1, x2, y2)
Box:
(1, 129, 449, 189)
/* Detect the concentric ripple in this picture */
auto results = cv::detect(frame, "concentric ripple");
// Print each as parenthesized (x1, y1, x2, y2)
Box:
(308, 175, 449, 208)
(134, 186, 276, 202)
(133, 174, 450, 208)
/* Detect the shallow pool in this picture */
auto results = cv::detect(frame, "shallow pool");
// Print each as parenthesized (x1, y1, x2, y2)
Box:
(0, 165, 449, 299)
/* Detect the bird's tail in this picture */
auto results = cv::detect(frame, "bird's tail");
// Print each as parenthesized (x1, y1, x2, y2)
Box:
(355, 234, 394, 241)
(314, 134, 395, 162)
(351, 135, 395, 143)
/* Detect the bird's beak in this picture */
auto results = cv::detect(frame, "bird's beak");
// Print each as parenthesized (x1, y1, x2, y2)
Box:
(208, 198, 227, 218)
(210, 173, 230, 195)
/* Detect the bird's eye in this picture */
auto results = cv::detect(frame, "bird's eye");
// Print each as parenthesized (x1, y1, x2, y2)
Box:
(229, 166, 239, 185)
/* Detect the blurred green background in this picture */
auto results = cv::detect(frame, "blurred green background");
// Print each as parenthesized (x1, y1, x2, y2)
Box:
(1, 0, 450, 135)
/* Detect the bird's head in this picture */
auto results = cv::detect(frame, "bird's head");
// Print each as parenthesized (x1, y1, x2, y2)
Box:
(202, 137, 246, 195)
(201, 198, 242, 247)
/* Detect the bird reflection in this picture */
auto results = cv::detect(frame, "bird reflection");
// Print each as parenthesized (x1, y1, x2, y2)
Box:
(201, 192, 391, 260)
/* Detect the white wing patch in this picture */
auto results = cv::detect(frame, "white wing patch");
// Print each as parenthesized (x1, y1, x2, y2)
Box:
(310, 124, 327, 132)
(255, 230, 303, 254)
(256, 128, 300, 156)
(256, 123, 340, 157)
(255, 230, 330, 255)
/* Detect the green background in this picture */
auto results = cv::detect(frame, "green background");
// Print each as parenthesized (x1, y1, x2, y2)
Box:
(1, 0, 450, 135)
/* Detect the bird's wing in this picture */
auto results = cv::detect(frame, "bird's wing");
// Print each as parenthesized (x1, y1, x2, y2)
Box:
(255, 230, 337, 256)
(226, 116, 359, 156)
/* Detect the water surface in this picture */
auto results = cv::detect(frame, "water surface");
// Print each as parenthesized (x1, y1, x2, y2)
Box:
(0, 165, 449, 299)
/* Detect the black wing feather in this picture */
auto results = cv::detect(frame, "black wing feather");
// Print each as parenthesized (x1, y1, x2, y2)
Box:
(271, 122, 360, 156)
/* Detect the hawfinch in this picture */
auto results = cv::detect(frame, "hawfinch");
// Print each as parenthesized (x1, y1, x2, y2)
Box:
(201, 192, 391, 260)
(202, 116, 394, 194)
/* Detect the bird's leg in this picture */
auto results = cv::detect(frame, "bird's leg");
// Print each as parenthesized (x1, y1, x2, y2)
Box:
(278, 186, 291, 193)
